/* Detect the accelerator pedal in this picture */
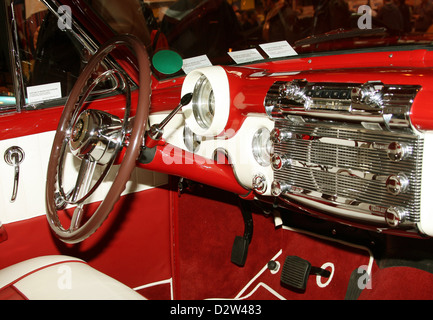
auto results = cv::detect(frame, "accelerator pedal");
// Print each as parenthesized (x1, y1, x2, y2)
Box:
(281, 256, 330, 291)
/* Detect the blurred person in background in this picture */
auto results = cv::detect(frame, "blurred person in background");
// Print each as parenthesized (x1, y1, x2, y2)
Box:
(376, 0, 404, 34)
(414, 0, 433, 32)
(396, 0, 412, 33)
(312, 0, 351, 35)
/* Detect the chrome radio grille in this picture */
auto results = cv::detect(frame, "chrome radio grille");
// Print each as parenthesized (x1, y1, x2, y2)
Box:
(266, 80, 423, 229)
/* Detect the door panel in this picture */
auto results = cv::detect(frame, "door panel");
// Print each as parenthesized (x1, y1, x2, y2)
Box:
(0, 131, 53, 223)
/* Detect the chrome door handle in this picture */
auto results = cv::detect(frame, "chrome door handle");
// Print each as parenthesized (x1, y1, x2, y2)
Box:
(4, 146, 25, 202)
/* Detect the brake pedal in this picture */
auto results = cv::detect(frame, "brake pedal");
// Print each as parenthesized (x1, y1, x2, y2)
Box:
(281, 256, 330, 291)
(231, 200, 253, 267)
(231, 236, 249, 267)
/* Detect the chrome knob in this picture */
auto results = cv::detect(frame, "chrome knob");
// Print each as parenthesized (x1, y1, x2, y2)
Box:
(281, 80, 312, 109)
(352, 82, 383, 108)
(271, 180, 291, 196)
(385, 207, 407, 227)
(387, 142, 410, 162)
(281, 81, 301, 99)
(271, 154, 292, 171)
(271, 128, 292, 143)
(252, 174, 267, 194)
(386, 173, 409, 195)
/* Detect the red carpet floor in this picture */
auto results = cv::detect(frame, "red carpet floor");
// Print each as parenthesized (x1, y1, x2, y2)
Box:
(175, 185, 433, 300)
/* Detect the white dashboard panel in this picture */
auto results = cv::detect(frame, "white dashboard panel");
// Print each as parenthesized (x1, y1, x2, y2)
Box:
(0, 131, 167, 224)
(149, 112, 274, 194)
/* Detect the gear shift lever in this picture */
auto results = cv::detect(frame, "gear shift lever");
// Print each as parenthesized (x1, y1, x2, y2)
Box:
(145, 93, 193, 148)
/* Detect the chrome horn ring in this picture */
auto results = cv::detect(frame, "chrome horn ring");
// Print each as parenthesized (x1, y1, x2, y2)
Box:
(56, 69, 130, 207)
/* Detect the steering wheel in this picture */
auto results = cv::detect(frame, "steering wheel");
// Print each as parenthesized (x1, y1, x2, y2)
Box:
(45, 35, 151, 243)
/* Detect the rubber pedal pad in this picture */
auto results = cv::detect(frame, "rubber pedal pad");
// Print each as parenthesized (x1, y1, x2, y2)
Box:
(281, 256, 312, 291)
(231, 236, 249, 267)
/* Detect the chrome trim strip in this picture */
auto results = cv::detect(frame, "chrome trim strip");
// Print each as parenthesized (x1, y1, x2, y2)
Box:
(282, 188, 392, 224)
(288, 158, 390, 182)
(274, 132, 393, 151)
(279, 190, 416, 229)
(5, 0, 25, 112)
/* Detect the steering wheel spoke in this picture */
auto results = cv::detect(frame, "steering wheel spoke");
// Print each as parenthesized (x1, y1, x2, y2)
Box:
(70, 155, 97, 203)
(70, 204, 85, 232)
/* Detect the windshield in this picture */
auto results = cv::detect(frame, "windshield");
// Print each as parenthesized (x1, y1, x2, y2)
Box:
(86, 0, 433, 77)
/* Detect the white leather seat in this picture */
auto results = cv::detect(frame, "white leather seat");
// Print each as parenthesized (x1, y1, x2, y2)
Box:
(0, 255, 145, 300)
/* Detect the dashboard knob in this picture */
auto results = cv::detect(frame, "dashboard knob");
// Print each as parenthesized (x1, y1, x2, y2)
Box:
(351, 82, 383, 108)
(387, 142, 410, 161)
(386, 173, 409, 195)
(252, 174, 267, 194)
(385, 207, 407, 227)
(271, 154, 292, 171)
(271, 128, 292, 143)
(282, 82, 301, 99)
(271, 180, 291, 196)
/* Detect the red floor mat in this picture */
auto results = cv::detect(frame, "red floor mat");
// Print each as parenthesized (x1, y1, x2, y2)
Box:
(233, 228, 373, 300)
(176, 187, 282, 299)
(176, 186, 433, 300)
(359, 266, 433, 300)
(175, 187, 372, 300)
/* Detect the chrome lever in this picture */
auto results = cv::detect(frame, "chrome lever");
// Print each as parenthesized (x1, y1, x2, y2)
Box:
(145, 93, 193, 148)
(4, 146, 25, 202)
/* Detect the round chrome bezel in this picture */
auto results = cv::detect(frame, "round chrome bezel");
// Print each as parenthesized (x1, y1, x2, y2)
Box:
(181, 66, 230, 137)
(252, 127, 272, 167)
(192, 75, 215, 129)
(183, 125, 202, 153)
